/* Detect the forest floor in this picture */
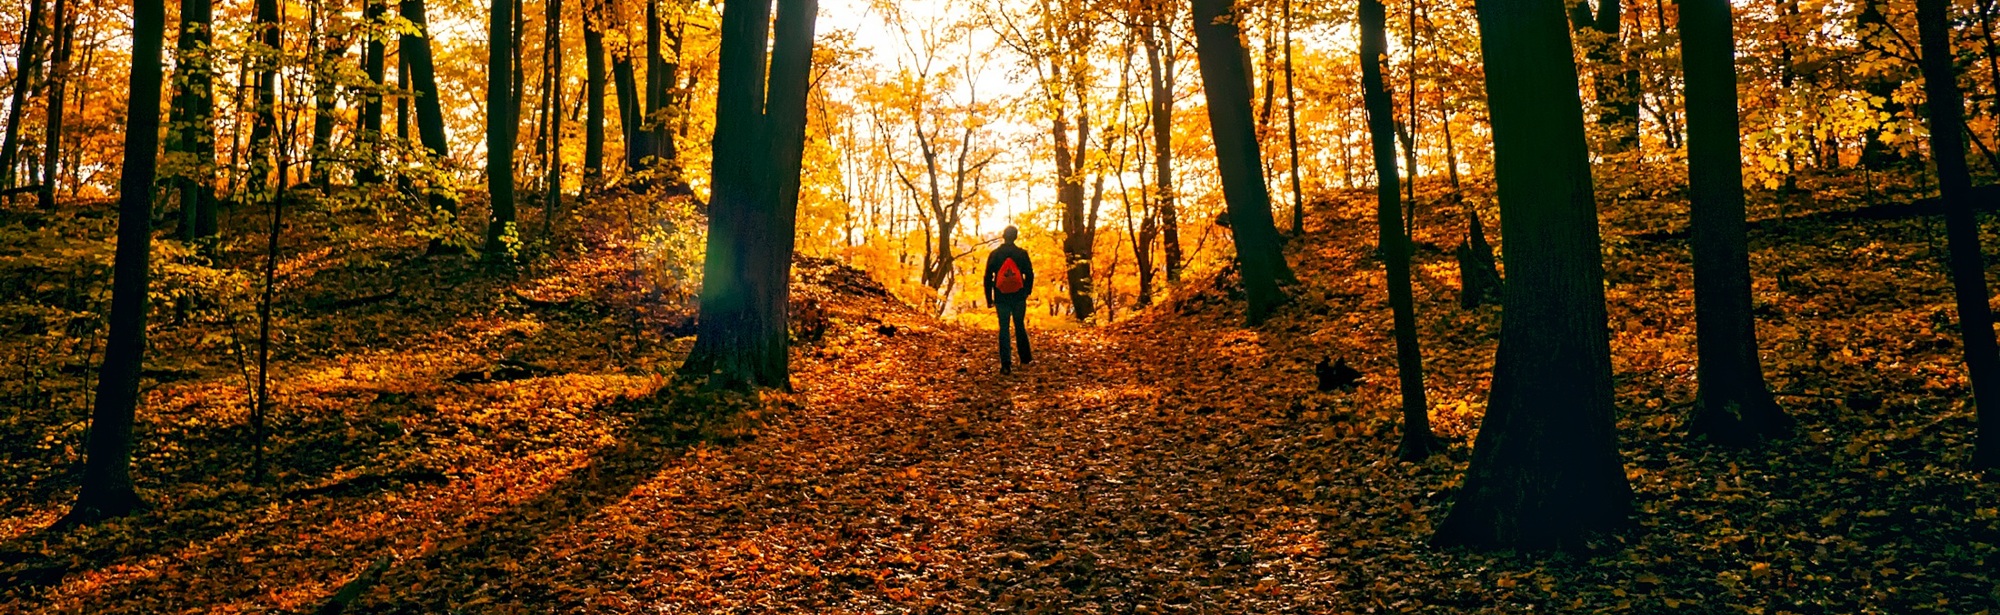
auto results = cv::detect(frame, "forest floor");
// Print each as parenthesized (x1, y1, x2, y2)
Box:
(4, 173, 2000, 613)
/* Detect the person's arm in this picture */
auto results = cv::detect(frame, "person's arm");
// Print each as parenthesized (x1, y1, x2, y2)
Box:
(1021, 249, 1035, 296)
(984, 251, 999, 305)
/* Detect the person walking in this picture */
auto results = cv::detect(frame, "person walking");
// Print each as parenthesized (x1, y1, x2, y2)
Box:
(985, 225, 1035, 374)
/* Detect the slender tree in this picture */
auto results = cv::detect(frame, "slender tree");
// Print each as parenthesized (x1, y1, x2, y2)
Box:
(680, 0, 818, 389)
(1917, 0, 2000, 469)
(358, 0, 388, 183)
(614, 54, 646, 171)
(1140, 9, 1181, 282)
(38, 0, 73, 207)
(59, 0, 168, 528)
(584, 0, 607, 181)
(1360, 0, 1441, 461)
(540, 0, 564, 236)
(486, 0, 519, 254)
(1190, 0, 1294, 323)
(1283, 0, 1303, 235)
(0, 0, 47, 190)
(401, 0, 458, 251)
(1680, 0, 1792, 443)
(1433, 0, 1632, 549)
(249, 0, 281, 191)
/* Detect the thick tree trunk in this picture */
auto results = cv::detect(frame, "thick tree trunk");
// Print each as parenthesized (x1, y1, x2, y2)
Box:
(680, 0, 817, 390)
(60, 0, 166, 528)
(1361, 0, 1440, 461)
(645, 0, 681, 170)
(1055, 111, 1096, 321)
(613, 56, 645, 171)
(171, 0, 217, 239)
(1680, 0, 1792, 444)
(1917, 0, 2000, 469)
(1191, 0, 1294, 324)
(400, 0, 458, 253)
(486, 0, 518, 254)
(37, 0, 71, 208)
(584, 6, 606, 181)
(0, 0, 45, 191)
(1434, 0, 1632, 549)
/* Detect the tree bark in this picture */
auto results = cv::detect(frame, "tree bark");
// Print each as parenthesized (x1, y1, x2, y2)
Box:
(1284, 0, 1303, 235)
(486, 0, 518, 255)
(1142, 16, 1182, 283)
(1917, 0, 2000, 469)
(1569, 0, 1638, 152)
(614, 55, 645, 172)
(1361, 0, 1440, 462)
(1679, 0, 1792, 444)
(401, 0, 457, 245)
(0, 0, 46, 191)
(584, 2, 606, 181)
(541, 0, 563, 237)
(1433, 0, 1632, 549)
(680, 0, 817, 390)
(1191, 0, 1294, 324)
(170, 0, 217, 239)
(249, 0, 280, 192)
(358, 0, 387, 183)
(59, 0, 167, 528)
(37, 0, 72, 208)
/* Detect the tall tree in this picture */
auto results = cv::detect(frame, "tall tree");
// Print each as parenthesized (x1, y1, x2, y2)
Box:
(170, 0, 217, 240)
(1140, 8, 1181, 282)
(614, 54, 646, 171)
(1568, 0, 1638, 152)
(584, 0, 607, 182)
(0, 0, 47, 190)
(1679, 0, 1791, 443)
(540, 0, 564, 235)
(1283, 0, 1303, 234)
(60, 0, 168, 527)
(37, 0, 73, 207)
(1190, 0, 1294, 323)
(1917, 0, 2000, 469)
(249, 0, 281, 191)
(401, 0, 457, 251)
(679, 0, 818, 389)
(308, 9, 346, 188)
(486, 0, 519, 254)
(1433, 0, 1632, 549)
(359, 0, 388, 183)
(1359, 0, 1441, 461)
(645, 0, 682, 171)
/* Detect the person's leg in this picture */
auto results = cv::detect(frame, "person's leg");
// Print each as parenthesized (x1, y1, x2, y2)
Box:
(997, 300, 1013, 374)
(1012, 298, 1031, 364)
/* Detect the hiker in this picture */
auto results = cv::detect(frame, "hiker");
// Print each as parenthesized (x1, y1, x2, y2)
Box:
(985, 225, 1035, 374)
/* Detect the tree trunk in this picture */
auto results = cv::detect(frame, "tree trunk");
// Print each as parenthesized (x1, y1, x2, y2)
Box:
(1284, 0, 1303, 234)
(1433, 0, 1632, 549)
(613, 55, 645, 172)
(1569, 0, 1638, 153)
(486, 0, 518, 255)
(249, 0, 280, 192)
(541, 0, 563, 237)
(584, 4, 606, 182)
(1361, 0, 1441, 462)
(1142, 15, 1182, 283)
(1679, 0, 1792, 444)
(309, 15, 343, 188)
(59, 0, 166, 528)
(680, 0, 817, 390)
(645, 0, 681, 171)
(1917, 0, 2000, 469)
(0, 0, 45, 191)
(37, 0, 71, 208)
(1055, 110, 1097, 321)
(170, 0, 217, 239)
(1191, 0, 1294, 324)
(358, 0, 387, 183)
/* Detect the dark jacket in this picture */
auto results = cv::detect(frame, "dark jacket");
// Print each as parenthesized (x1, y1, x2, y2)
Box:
(984, 242, 1034, 302)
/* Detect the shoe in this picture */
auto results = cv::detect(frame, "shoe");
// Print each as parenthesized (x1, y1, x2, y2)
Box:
(1000, 366, 1012, 375)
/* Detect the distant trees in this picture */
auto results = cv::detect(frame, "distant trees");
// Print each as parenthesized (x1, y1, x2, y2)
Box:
(680, 0, 819, 389)
(61, 0, 167, 527)
(168, 0, 218, 240)
(1434, 0, 1631, 549)
(1358, 0, 1439, 462)
(402, 0, 459, 251)
(1679, 0, 1791, 444)
(1190, 0, 1294, 324)
(1915, 0, 2000, 469)
(1138, 3, 1182, 284)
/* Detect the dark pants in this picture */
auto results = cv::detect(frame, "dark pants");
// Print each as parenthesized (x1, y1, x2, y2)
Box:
(996, 296, 1031, 370)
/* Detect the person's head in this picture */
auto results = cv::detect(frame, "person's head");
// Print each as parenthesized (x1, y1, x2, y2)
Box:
(1003, 226, 1019, 244)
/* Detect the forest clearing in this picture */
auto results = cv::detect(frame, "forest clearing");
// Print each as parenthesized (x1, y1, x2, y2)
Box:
(5, 0, 2000, 609)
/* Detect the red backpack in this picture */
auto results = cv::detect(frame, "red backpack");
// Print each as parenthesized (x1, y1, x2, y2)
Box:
(996, 257, 1025, 294)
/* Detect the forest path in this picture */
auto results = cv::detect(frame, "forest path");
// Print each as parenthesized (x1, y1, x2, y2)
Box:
(356, 316, 1445, 613)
